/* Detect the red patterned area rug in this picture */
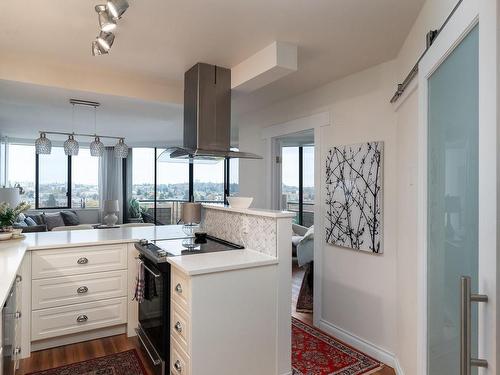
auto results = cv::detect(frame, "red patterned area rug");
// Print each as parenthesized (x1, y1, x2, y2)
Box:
(26, 349, 147, 375)
(292, 318, 383, 375)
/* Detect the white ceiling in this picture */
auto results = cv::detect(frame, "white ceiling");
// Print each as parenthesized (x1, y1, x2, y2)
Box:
(0, 0, 424, 139)
(0, 80, 183, 147)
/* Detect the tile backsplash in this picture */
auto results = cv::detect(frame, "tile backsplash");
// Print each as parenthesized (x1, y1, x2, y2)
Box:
(201, 208, 277, 257)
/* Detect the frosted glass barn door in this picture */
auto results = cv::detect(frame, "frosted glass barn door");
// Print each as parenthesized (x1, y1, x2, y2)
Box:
(426, 25, 482, 375)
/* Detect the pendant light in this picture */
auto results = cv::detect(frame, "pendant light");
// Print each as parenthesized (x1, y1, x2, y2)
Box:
(89, 106, 104, 157)
(64, 134, 79, 156)
(114, 138, 129, 158)
(107, 0, 129, 19)
(35, 132, 52, 155)
(64, 104, 79, 156)
(96, 5, 116, 32)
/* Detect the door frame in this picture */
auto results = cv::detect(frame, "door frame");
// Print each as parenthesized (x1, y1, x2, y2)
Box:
(417, 0, 498, 373)
(262, 111, 330, 327)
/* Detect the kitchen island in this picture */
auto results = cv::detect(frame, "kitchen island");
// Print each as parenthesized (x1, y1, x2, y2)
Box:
(0, 205, 294, 375)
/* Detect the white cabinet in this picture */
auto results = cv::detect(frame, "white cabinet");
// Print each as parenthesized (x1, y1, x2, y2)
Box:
(30, 244, 129, 350)
(31, 297, 127, 341)
(32, 270, 127, 310)
(32, 244, 127, 279)
(170, 264, 277, 375)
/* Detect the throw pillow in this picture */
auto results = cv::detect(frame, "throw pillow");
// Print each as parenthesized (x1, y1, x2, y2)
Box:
(27, 214, 45, 225)
(43, 213, 65, 231)
(25, 217, 37, 226)
(17, 213, 26, 222)
(60, 211, 80, 226)
(14, 221, 28, 227)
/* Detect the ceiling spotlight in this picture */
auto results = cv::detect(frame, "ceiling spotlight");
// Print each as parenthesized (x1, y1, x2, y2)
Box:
(92, 40, 108, 56)
(64, 134, 79, 156)
(35, 133, 52, 155)
(114, 138, 129, 158)
(96, 31, 115, 52)
(107, 0, 129, 19)
(95, 5, 117, 32)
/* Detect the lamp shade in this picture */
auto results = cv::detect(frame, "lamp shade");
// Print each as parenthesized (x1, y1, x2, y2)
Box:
(103, 199, 119, 213)
(0, 188, 20, 207)
(181, 202, 201, 224)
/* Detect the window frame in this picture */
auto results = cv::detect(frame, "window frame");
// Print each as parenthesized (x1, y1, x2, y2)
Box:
(35, 153, 72, 210)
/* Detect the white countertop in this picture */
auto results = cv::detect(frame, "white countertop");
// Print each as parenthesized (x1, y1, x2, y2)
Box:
(0, 239, 27, 306)
(21, 225, 187, 250)
(167, 249, 277, 276)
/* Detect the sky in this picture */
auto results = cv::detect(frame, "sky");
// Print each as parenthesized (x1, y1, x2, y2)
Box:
(282, 146, 314, 187)
(8, 144, 99, 186)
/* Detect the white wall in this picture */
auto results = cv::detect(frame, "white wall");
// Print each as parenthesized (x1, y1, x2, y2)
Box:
(235, 1, 457, 374)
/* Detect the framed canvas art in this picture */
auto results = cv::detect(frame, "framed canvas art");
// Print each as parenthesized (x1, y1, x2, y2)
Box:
(325, 141, 383, 253)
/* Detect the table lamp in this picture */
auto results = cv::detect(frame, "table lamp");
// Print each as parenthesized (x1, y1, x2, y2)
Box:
(103, 199, 119, 227)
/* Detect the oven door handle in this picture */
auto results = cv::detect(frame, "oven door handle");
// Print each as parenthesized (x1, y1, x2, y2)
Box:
(136, 257, 161, 278)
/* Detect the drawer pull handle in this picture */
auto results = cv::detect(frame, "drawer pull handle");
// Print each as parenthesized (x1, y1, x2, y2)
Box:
(76, 314, 88, 323)
(77, 257, 89, 265)
(174, 360, 182, 373)
(175, 283, 183, 294)
(77, 286, 89, 294)
(15, 311, 22, 319)
(174, 321, 183, 333)
(13, 347, 21, 355)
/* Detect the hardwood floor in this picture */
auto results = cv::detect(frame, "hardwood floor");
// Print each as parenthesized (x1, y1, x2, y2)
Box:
(291, 261, 395, 375)
(17, 334, 156, 375)
(292, 261, 313, 325)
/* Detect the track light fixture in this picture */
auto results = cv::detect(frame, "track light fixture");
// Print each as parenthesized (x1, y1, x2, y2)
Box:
(96, 5, 116, 32)
(107, 0, 129, 19)
(91, 1, 129, 56)
(96, 31, 115, 52)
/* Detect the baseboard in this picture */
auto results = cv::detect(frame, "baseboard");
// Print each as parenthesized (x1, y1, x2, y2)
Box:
(31, 324, 127, 352)
(318, 319, 404, 375)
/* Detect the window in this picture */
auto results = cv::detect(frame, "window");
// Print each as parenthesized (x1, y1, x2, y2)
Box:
(37, 147, 69, 208)
(302, 146, 315, 227)
(7, 144, 36, 207)
(128, 147, 235, 224)
(131, 148, 155, 219)
(281, 145, 315, 226)
(229, 158, 239, 196)
(72, 149, 99, 208)
(193, 159, 225, 203)
(33, 146, 100, 209)
(156, 149, 189, 224)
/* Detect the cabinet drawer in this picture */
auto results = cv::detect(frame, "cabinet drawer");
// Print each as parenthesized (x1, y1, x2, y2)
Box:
(31, 297, 127, 341)
(32, 270, 127, 310)
(32, 245, 127, 279)
(171, 269, 190, 312)
(171, 337, 190, 375)
(171, 301, 190, 354)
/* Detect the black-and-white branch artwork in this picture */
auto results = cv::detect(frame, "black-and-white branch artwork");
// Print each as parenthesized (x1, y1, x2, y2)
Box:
(325, 142, 383, 253)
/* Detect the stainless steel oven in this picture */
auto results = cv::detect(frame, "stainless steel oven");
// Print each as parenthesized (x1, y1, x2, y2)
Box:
(2, 276, 21, 375)
(135, 255, 170, 375)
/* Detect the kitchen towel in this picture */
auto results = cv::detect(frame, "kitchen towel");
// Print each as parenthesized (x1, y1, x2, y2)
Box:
(133, 260, 145, 303)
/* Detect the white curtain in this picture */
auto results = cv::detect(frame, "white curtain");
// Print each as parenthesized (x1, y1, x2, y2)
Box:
(99, 147, 123, 223)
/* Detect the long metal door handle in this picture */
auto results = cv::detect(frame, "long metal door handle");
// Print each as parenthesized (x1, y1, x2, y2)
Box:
(460, 275, 488, 375)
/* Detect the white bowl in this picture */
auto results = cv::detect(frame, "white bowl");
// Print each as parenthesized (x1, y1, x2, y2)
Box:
(227, 197, 254, 209)
(0, 232, 13, 241)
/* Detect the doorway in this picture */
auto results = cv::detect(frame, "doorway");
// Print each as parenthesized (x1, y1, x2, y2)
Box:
(274, 130, 315, 325)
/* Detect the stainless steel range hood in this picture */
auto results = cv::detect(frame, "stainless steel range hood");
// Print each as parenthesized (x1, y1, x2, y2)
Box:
(168, 63, 262, 160)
